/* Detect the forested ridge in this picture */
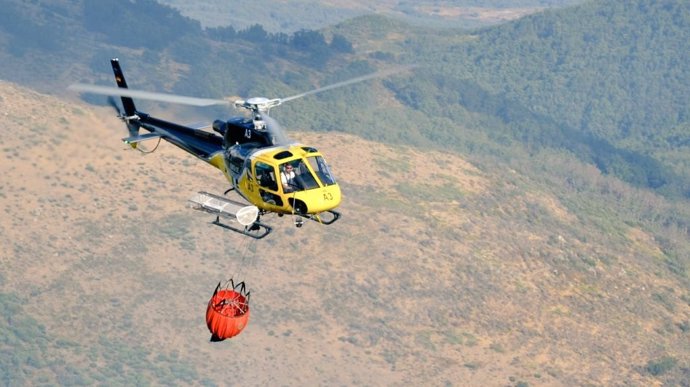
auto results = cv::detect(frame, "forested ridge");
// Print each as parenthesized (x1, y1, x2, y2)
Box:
(376, 0, 690, 197)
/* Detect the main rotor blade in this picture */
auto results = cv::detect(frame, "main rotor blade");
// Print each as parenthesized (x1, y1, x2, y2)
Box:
(280, 65, 415, 104)
(68, 84, 229, 107)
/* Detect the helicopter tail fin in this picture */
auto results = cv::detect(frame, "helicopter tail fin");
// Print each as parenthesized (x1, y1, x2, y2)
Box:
(110, 58, 140, 148)
(110, 58, 137, 117)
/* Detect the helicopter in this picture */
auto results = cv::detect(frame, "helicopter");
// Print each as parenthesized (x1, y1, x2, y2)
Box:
(70, 59, 406, 238)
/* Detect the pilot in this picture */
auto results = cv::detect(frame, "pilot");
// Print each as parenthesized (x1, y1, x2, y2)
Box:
(281, 164, 296, 193)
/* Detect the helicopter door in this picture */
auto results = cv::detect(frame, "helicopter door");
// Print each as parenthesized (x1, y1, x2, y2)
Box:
(254, 161, 283, 206)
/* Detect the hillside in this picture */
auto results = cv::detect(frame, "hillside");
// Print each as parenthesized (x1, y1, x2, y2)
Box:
(2, 81, 689, 385)
(157, 0, 586, 31)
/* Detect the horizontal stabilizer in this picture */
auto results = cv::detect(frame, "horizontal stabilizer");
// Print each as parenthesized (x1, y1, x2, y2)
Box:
(122, 132, 162, 144)
(188, 192, 259, 226)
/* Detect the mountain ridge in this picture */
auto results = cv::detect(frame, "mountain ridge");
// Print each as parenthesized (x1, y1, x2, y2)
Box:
(156, 0, 586, 32)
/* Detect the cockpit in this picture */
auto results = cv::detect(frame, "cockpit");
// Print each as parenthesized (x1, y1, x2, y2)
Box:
(250, 145, 339, 212)
(278, 155, 336, 193)
(254, 152, 335, 195)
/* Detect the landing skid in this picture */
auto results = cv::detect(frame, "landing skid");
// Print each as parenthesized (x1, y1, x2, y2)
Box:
(212, 215, 272, 239)
(298, 210, 341, 225)
(189, 191, 271, 239)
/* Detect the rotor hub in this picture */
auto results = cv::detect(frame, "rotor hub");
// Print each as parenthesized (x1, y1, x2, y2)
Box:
(234, 97, 282, 113)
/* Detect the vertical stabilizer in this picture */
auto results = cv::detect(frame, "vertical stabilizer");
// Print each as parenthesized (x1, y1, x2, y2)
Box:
(110, 58, 137, 117)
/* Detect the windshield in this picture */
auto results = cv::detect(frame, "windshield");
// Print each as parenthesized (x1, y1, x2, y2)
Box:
(279, 156, 336, 193)
(280, 160, 318, 193)
(306, 156, 336, 186)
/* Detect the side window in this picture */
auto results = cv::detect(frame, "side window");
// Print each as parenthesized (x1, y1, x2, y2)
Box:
(255, 162, 278, 191)
(228, 152, 243, 175)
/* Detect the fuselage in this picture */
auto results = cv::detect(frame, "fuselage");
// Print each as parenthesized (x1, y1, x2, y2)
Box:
(141, 113, 341, 216)
(99, 58, 342, 227)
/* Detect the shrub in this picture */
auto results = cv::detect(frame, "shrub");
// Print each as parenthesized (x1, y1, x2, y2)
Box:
(645, 356, 677, 376)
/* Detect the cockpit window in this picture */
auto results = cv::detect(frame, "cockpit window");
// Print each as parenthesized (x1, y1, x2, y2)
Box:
(274, 151, 293, 160)
(301, 146, 318, 153)
(280, 160, 319, 193)
(307, 156, 336, 186)
(255, 162, 278, 191)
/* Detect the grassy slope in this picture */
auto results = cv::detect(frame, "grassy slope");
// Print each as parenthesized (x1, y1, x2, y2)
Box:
(1, 81, 688, 385)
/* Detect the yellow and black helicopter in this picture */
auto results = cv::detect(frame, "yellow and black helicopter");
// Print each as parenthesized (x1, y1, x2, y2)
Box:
(70, 59, 402, 238)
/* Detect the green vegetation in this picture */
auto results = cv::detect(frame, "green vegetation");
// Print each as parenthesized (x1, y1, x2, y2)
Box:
(645, 356, 677, 376)
(83, 0, 201, 50)
(397, 0, 690, 197)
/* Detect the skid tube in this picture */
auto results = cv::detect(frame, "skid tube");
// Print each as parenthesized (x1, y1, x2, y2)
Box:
(212, 215, 272, 239)
(299, 210, 341, 225)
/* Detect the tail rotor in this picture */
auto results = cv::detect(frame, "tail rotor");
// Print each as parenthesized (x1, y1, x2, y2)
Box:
(107, 96, 141, 148)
